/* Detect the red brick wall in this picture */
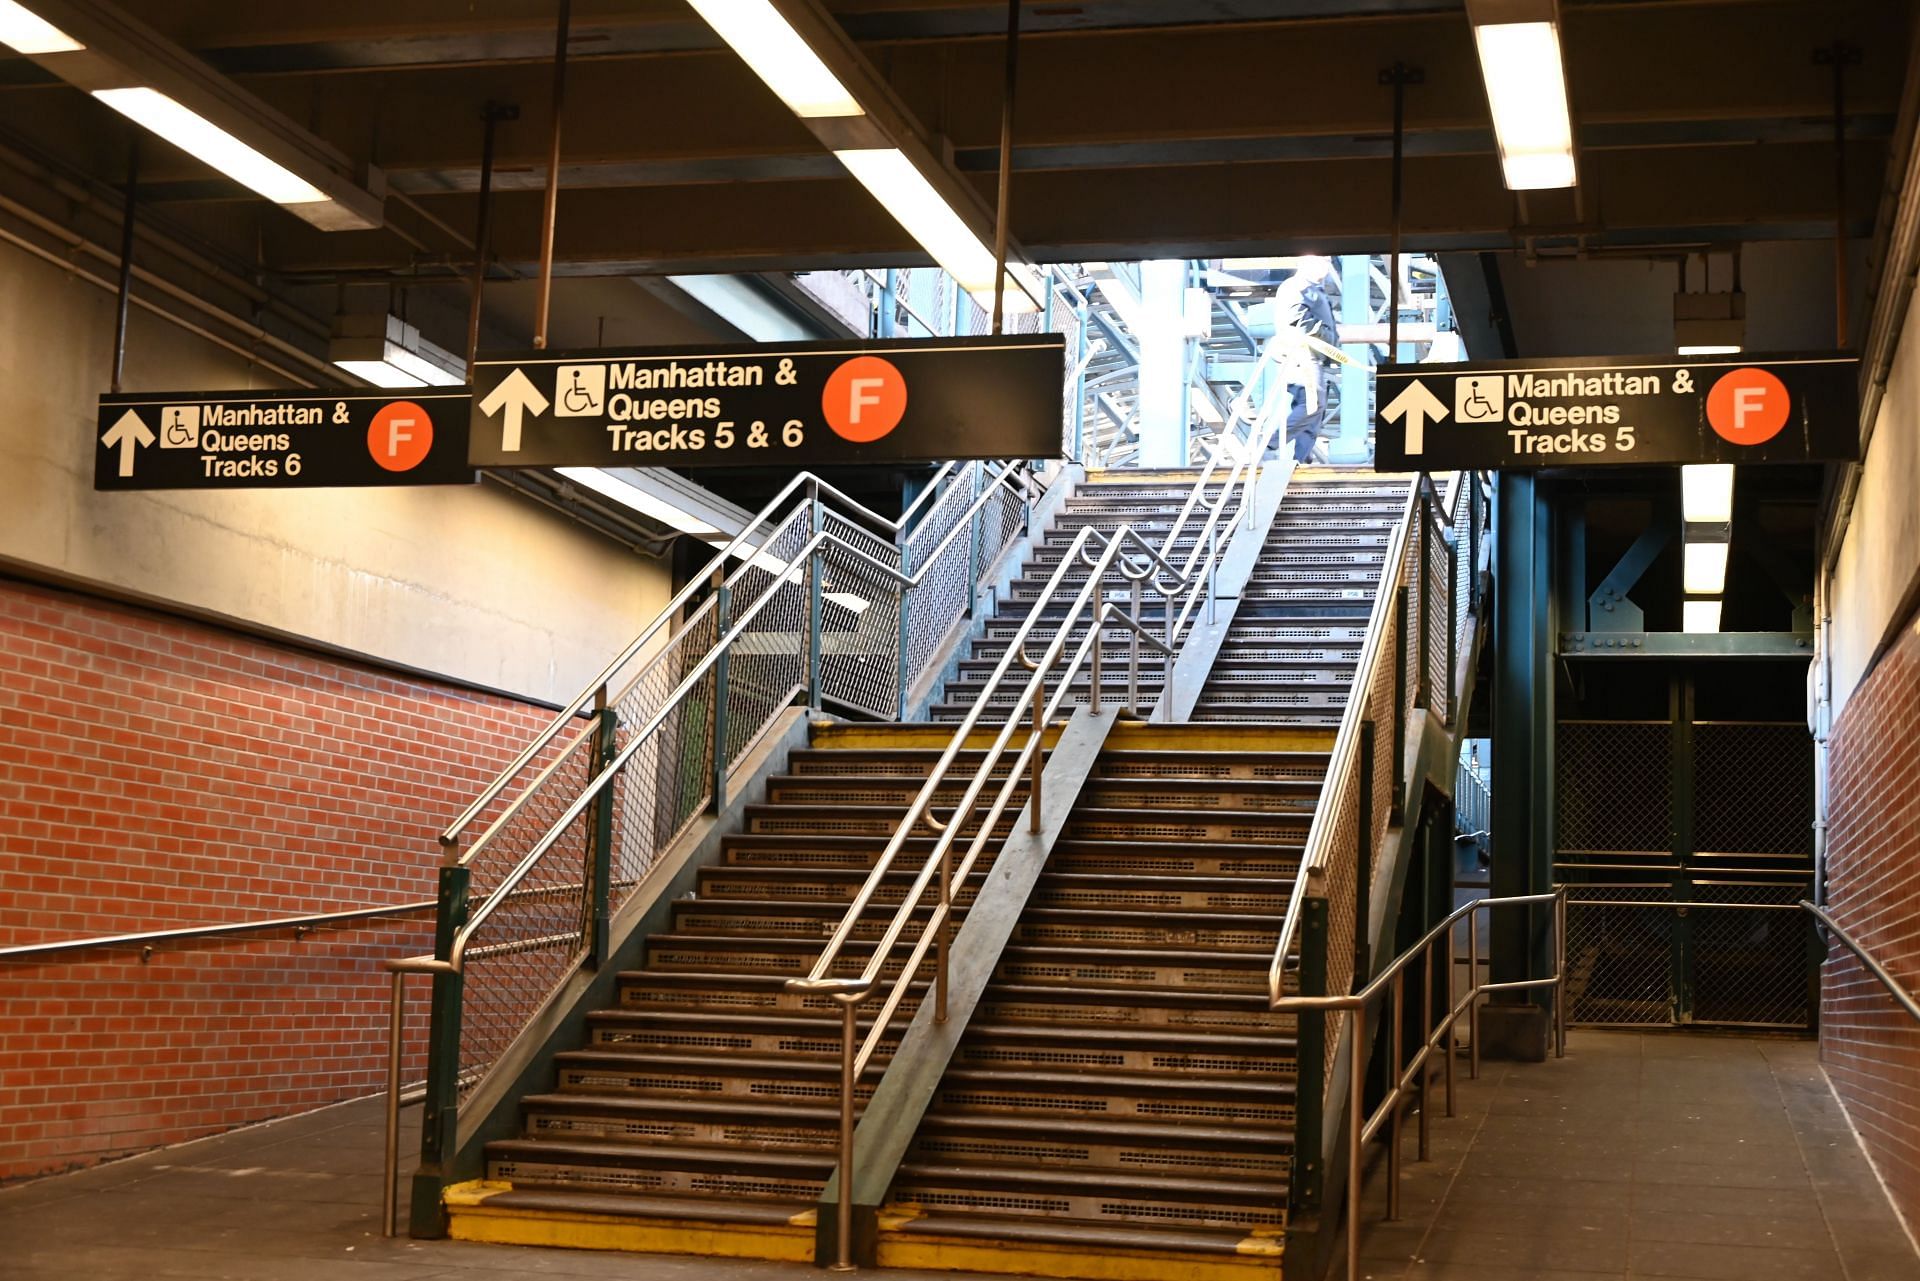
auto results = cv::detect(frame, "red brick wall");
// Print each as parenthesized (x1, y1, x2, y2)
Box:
(1822, 607, 1920, 1234)
(0, 577, 557, 1182)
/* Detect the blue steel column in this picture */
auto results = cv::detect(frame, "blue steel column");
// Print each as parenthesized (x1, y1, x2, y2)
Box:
(1489, 474, 1556, 994)
(1331, 254, 1374, 464)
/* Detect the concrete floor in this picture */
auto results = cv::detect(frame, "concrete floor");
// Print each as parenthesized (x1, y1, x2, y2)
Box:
(1, 1030, 1913, 1280)
(1347, 1030, 1919, 1281)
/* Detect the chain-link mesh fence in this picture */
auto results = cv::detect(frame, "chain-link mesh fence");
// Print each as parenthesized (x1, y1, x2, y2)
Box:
(1695, 722, 1816, 857)
(1566, 884, 1675, 1026)
(1557, 721, 1674, 854)
(1690, 882, 1814, 1028)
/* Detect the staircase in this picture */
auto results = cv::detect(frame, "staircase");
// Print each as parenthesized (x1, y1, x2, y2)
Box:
(934, 470, 1229, 722)
(1193, 470, 1412, 725)
(874, 724, 1331, 1280)
(444, 722, 1033, 1258)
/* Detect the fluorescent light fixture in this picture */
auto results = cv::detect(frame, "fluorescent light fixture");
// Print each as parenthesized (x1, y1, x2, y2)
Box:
(1683, 599, 1723, 634)
(1470, 17, 1577, 190)
(334, 360, 428, 389)
(330, 314, 464, 389)
(94, 87, 328, 206)
(835, 147, 1042, 312)
(1677, 344, 1743, 356)
(1683, 540, 1729, 596)
(0, 0, 78, 52)
(1681, 464, 1734, 524)
(683, 0, 862, 118)
(556, 467, 724, 539)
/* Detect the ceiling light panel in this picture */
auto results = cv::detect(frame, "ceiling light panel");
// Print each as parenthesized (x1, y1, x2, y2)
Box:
(0, 0, 78, 52)
(1683, 540, 1729, 596)
(684, 0, 863, 117)
(1681, 464, 1734, 524)
(1469, 12, 1577, 190)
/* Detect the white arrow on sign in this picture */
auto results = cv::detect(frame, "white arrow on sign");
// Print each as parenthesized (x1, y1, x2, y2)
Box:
(477, 367, 550, 452)
(101, 409, 155, 477)
(1380, 380, 1448, 455)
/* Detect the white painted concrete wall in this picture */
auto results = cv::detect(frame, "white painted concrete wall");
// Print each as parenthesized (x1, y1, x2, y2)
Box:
(0, 239, 669, 706)
(1831, 288, 1920, 719)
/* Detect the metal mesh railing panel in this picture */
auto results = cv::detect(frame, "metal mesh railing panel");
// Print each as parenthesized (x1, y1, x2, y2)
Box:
(903, 465, 982, 686)
(609, 601, 721, 886)
(1423, 505, 1451, 726)
(820, 510, 906, 718)
(1567, 884, 1675, 1025)
(1691, 881, 1813, 1028)
(1557, 721, 1673, 853)
(455, 738, 598, 1099)
(1695, 723, 1816, 856)
(723, 507, 812, 773)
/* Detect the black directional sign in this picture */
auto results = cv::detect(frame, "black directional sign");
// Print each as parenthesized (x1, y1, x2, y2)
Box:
(95, 389, 474, 491)
(468, 334, 1066, 468)
(1374, 352, 1860, 471)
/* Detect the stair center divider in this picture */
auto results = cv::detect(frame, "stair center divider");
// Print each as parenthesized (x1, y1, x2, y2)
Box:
(387, 460, 1059, 1235)
(786, 416, 1286, 1270)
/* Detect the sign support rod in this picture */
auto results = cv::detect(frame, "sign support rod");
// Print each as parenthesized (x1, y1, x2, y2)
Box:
(467, 103, 517, 376)
(990, 0, 1022, 336)
(110, 141, 137, 394)
(1381, 63, 1422, 360)
(1815, 42, 1860, 349)
(533, 0, 571, 350)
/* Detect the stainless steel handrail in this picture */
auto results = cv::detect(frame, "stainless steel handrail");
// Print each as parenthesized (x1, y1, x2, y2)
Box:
(1274, 885, 1568, 1281)
(0, 899, 440, 962)
(790, 414, 1282, 1270)
(1804, 900, 1920, 1023)
(439, 460, 980, 857)
(378, 461, 1047, 1235)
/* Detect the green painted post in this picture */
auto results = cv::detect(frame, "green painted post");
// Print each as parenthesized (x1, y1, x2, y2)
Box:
(711, 580, 732, 814)
(1355, 720, 1376, 988)
(807, 488, 825, 709)
(1392, 586, 1410, 825)
(587, 700, 618, 966)
(896, 538, 913, 721)
(1671, 674, 1697, 1023)
(1294, 895, 1330, 1210)
(409, 862, 469, 1236)
(965, 463, 984, 617)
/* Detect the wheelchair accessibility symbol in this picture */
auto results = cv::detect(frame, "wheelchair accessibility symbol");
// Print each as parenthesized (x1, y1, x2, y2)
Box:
(159, 404, 201, 449)
(1454, 375, 1505, 425)
(554, 364, 607, 418)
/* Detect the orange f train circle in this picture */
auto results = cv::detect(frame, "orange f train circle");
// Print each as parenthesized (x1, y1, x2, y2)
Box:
(824, 356, 908, 443)
(1706, 367, 1790, 447)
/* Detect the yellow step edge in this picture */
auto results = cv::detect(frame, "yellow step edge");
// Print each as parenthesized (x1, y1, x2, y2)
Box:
(1106, 723, 1337, 753)
(443, 1182, 814, 1262)
(875, 1227, 1283, 1281)
(810, 720, 1068, 750)
(1081, 468, 1207, 483)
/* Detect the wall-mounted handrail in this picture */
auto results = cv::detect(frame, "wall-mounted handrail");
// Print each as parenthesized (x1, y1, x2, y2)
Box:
(1803, 900, 1920, 1024)
(0, 900, 440, 962)
(790, 411, 1283, 1270)
(1274, 885, 1568, 1281)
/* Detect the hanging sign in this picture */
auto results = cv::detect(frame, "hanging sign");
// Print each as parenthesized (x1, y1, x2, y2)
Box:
(95, 389, 474, 491)
(468, 334, 1066, 468)
(1374, 352, 1860, 470)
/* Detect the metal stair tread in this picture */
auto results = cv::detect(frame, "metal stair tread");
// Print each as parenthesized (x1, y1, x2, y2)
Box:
(915, 1111, 1291, 1151)
(554, 1047, 852, 1077)
(457, 1187, 815, 1226)
(983, 982, 1285, 1009)
(963, 1023, 1297, 1055)
(893, 1161, 1288, 1201)
(518, 1091, 839, 1126)
(487, 1137, 834, 1174)
(879, 1211, 1277, 1255)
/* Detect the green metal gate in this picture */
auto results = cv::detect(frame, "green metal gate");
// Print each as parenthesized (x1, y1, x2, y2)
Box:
(1558, 703, 1815, 1031)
